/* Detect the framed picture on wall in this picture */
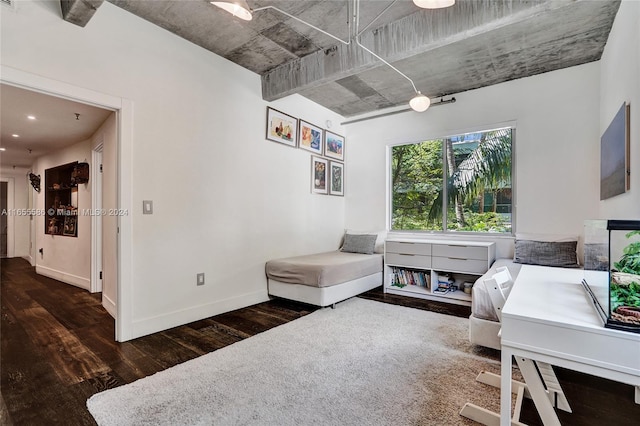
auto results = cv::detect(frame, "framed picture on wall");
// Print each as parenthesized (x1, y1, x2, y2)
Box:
(600, 102, 630, 200)
(298, 120, 323, 155)
(311, 156, 328, 194)
(63, 215, 77, 237)
(329, 161, 344, 196)
(266, 107, 298, 147)
(324, 131, 345, 161)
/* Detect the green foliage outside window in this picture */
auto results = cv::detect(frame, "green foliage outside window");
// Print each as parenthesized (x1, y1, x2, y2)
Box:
(391, 128, 513, 233)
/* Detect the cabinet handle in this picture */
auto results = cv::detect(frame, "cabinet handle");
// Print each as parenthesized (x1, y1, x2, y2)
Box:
(401, 254, 416, 256)
(448, 244, 468, 248)
(448, 257, 467, 261)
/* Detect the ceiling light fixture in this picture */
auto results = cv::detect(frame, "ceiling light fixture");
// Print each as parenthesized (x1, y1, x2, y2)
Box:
(27, 115, 36, 120)
(210, 0, 252, 21)
(409, 92, 431, 112)
(0, 148, 6, 151)
(213, 0, 454, 112)
(11, 134, 19, 138)
(413, 0, 455, 9)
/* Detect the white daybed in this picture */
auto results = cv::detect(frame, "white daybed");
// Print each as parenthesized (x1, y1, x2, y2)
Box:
(469, 233, 581, 349)
(266, 250, 383, 308)
(469, 258, 522, 350)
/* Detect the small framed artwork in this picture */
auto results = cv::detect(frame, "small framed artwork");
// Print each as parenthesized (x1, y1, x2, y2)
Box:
(329, 161, 344, 196)
(63, 215, 77, 237)
(311, 156, 328, 194)
(324, 131, 345, 161)
(298, 120, 323, 155)
(266, 107, 298, 147)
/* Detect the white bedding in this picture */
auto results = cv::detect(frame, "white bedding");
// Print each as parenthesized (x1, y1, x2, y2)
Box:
(265, 251, 383, 288)
(471, 258, 522, 321)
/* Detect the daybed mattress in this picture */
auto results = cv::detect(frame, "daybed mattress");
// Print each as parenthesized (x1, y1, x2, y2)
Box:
(471, 258, 522, 322)
(265, 251, 383, 288)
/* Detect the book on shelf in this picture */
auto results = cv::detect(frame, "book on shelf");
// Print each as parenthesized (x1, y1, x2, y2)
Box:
(390, 267, 429, 289)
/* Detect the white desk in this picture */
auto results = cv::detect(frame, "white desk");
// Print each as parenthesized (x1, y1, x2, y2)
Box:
(500, 265, 640, 426)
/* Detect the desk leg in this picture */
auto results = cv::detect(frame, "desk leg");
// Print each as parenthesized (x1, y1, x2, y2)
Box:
(501, 348, 513, 426)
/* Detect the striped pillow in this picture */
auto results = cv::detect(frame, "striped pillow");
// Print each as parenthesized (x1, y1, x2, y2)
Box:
(514, 239, 579, 268)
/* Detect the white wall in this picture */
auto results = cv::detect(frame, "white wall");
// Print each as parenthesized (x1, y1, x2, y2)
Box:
(32, 140, 92, 288)
(345, 63, 601, 259)
(1, 1, 345, 339)
(599, 0, 640, 218)
(0, 169, 31, 259)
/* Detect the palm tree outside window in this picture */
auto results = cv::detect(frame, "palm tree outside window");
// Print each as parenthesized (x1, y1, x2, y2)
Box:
(390, 127, 513, 233)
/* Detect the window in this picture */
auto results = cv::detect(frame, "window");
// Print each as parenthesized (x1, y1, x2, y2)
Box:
(390, 127, 513, 233)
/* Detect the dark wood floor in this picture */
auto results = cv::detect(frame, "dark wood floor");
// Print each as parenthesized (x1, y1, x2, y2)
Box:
(2, 257, 639, 425)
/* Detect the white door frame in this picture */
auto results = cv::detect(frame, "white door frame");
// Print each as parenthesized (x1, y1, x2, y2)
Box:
(0, 65, 134, 342)
(91, 144, 103, 293)
(0, 177, 15, 258)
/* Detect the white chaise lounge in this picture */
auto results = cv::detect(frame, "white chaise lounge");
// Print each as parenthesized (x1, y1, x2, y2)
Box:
(265, 231, 385, 307)
(266, 250, 383, 308)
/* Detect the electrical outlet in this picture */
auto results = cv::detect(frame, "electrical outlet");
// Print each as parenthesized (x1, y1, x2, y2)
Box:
(197, 273, 205, 286)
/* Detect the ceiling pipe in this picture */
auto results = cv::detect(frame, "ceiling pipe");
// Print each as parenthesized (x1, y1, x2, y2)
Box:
(341, 97, 456, 125)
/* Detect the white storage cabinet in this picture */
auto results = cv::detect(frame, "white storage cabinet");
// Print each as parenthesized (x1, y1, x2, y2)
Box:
(384, 238, 496, 306)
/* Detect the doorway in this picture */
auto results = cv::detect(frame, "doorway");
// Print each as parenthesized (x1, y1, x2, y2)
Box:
(1, 66, 133, 341)
(91, 144, 103, 294)
(0, 177, 15, 258)
(1, 181, 7, 257)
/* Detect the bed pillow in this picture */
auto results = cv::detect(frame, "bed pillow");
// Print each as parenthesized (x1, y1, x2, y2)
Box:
(342, 229, 387, 253)
(514, 239, 580, 268)
(341, 233, 378, 255)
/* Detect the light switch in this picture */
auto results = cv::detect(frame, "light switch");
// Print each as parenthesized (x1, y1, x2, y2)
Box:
(143, 200, 153, 215)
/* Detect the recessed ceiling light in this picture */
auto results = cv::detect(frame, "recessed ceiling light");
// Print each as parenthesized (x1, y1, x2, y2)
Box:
(11, 134, 19, 138)
(27, 115, 36, 120)
(0, 148, 6, 151)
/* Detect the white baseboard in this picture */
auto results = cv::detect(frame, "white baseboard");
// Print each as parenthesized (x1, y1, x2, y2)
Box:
(130, 290, 269, 340)
(35, 265, 90, 290)
(102, 294, 116, 319)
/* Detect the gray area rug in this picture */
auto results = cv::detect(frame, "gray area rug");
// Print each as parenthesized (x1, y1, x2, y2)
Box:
(87, 298, 504, 425)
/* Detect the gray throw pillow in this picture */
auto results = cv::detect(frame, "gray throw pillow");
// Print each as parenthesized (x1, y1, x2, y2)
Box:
(341, 233, 377, 255)
(514, 239, 580, 268)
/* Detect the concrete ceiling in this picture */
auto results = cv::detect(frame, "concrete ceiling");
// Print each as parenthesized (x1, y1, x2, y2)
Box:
(0, 84, 113, 168)
(1, 1, 620, 168)
(101, 0, 620, 117)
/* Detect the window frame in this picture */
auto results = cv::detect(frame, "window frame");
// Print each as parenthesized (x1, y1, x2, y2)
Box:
(386, 124, 516, 236)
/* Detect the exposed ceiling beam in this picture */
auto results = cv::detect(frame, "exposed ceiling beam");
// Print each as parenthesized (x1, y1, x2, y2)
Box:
(261, 0, 574, 102)
(60, 0, 104, 27)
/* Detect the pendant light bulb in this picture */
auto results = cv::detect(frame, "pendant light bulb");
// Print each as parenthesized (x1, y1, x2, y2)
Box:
(211, 0, 253, 21)
(413, 0, 455, 9)
(409, 92, 431, 112)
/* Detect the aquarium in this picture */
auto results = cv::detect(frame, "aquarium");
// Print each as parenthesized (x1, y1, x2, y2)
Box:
(583, 220, 640, 333)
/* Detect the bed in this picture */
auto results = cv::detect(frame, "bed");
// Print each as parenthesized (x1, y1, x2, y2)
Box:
(266, 249, 384, 308)
(265, 251, 383, 307)
(469, 259, 522, 350)
(469, 233, 581, 349)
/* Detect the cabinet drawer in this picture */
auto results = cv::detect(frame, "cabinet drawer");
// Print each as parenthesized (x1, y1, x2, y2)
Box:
(432, 244, 488, 261)
(432, 256, 487, 274)
(386, 241, 432, 256)
(386, 253, 431, 269)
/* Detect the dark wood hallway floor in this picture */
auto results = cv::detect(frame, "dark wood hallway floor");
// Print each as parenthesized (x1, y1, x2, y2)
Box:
(1, 257, 639, 425)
